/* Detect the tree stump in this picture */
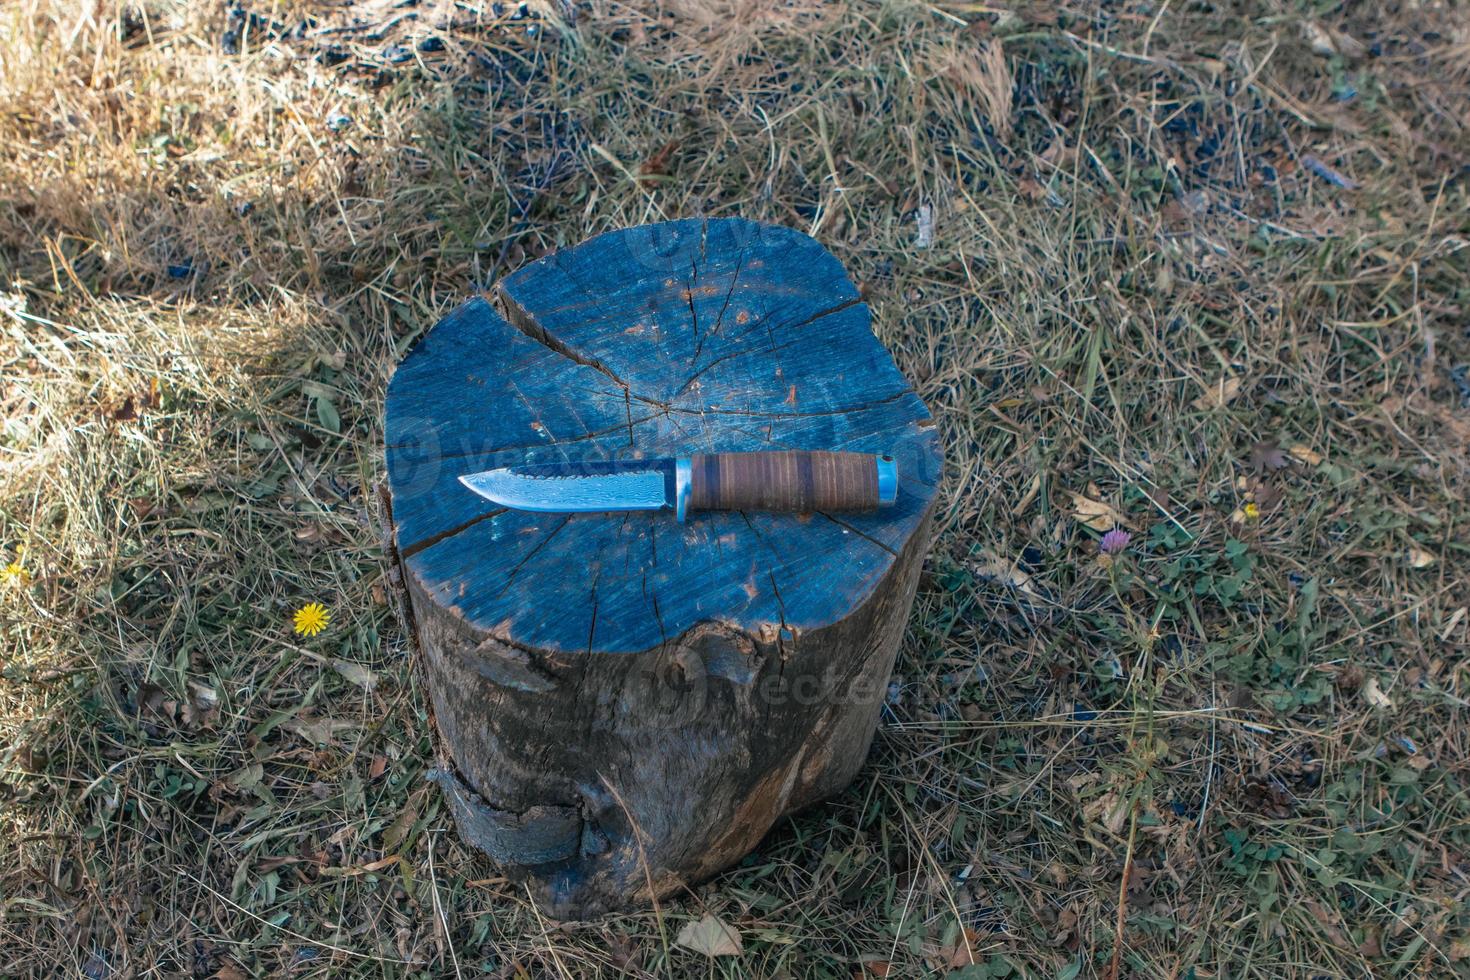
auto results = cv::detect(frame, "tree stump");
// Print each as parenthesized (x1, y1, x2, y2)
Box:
(384, 218, 942, 916)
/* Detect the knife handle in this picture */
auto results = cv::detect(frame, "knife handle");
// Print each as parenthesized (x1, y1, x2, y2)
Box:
(676, 451, 897, 521)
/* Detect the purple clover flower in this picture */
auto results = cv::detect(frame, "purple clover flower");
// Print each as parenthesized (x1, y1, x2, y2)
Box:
(1100, 528, 1132, 555)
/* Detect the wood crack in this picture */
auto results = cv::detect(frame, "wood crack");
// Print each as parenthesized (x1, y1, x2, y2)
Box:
(493, 514, 573, 600)
(667, 388, 914, 420)
(739, 511, 793, 656)
(686, 258, 704, 367)
(400, 508, 506, 559)
(671, 291, 856, 401)
(497, 281, 639, 396)
(777, 293, 862, 334)
(818, 512, 899, 557)
(497, 273, 676, 434)
(645, 522, 668, 647)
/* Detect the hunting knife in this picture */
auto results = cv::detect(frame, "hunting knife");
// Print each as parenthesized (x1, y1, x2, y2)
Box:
(459, 451, 898, 522)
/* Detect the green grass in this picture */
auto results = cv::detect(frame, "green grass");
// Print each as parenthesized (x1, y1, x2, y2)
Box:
(1, 0, 1468, 976)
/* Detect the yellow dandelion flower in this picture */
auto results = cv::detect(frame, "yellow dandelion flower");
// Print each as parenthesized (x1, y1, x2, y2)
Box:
(2, 546, 29, 587)
(1243, 502, 1261, 520)
(293, 602, 330, 637)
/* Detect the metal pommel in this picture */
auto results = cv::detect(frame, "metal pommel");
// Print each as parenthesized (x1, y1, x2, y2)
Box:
(876, 456, 898, 506)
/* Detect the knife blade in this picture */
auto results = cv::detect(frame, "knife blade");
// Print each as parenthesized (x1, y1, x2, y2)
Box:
(459, 451, 897, 522)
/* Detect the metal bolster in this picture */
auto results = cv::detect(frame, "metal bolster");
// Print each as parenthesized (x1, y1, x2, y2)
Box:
(674, 457, 692, 522)
(876, 455, 898, 506)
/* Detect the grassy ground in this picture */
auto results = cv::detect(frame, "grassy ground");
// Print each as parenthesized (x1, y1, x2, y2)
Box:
(1, 0, 1468, 976)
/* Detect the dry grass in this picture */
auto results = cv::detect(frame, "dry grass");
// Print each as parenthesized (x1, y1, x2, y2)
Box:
(1, 0, 1468, 976)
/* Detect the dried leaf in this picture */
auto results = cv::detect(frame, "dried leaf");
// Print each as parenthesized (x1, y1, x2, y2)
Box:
(227, 763, 264, 791)
(188, 680, 219, 709)
(137, 681, 169, 717)
(381, 806, 417, 852)
(362, 855, 399, 872)
(943, 927, 981, 968)
(1407, 547, 1437, 569)
(333, 659, 377, 689)
(1288, 444, 1324, 466)
(1011, 470, 1042, 516)
(1066, 491, 1123, 532)
(1084, 788, 1130, 836)
(607, 934, 641, 971)
(1038, 136, 1073, 169)
(1016, 176, 1045, 201)
(675, 914, 743, 958)
(1301, 21, 1365, 59)
(256, 855, 299, 872)
(638, 138, 680, 183)
(1442, 607, 1467, 642)
(971, 552, 1039, 595)
(1192, 375, 1242, 410)
(1144, 484, 1172, 510)
(110, 396, 138, 421)
(1247, 478, 1282, 511)
(1305, 899, 1349, 947)
(327, 824, 357, 848)
(1250, 441, 1289, 471)
(1124, 862, 1152, 896)
(1362, 676, 1393, 710)
(285, 714, 359, 746)
(323, 854, 402, 877)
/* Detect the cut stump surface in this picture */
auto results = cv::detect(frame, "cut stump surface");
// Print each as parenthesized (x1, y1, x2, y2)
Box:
(385, 218, 942, 915)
